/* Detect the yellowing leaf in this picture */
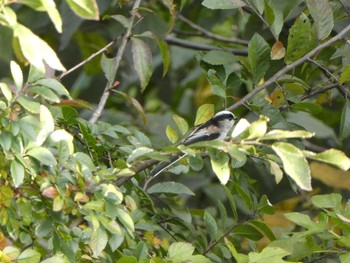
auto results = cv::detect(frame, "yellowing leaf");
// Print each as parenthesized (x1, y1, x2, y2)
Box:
(66, 0, 99, 20)
(166, 125, 179, 144)
(194, 104, 214, 126)
(270, 41, 285, 60)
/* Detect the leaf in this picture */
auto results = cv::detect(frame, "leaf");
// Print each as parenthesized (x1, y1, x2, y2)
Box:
(303, 149, 350, 171)
(249, 220, 276, 241)
(311, 193, 342, 209)
(17, 96, 40, 114)
(260, 129, 314, 140)
(227, 145, 247, 168)
(247, 115, 269, 140)
(29, 86, 60, 103)
(17, 249, 41, 263)
(13, 24, 66, 71)
(157, 38, 170, 77)
(90, 227, 108, 257)
(131, 38, 152, 92)
(272, 142, 312, 191)
(340, 99, 350, 140)
(166, 125, 179, 144)
(285, 13, 316, 64)
(116, 208, 134, 237)
(34, 78, 70, 98)
(0, 83, 12, 103)
(147, 182, 195, 195)
(290, 102, 322, 114)
(66, 0, 99, 20)
(10, 61, 23, 91)
(194, 104, 214, 126)
(36, 105, 55, 146)
(204, 211, 218, 241)
(10, 159, 25, 187)
(168, 242, 194, 262)
(231, 118, 250, 139)
(267, 160, 283, 184)
(209, 149, 230, 185)
(271, 41, 285, 60)
(202, 50, 237, 65)
(339, 65, 350, 85)
(248, 247, 290, 263)
(233, 224, 263, 241)
(110, 14, 130, 28)
(173, 115, 189, 135)
(127, 147, 154, 163)
(101, 53, 117, 82)
(41, 255, 69, 263)
(27, 147, 57, 166)
(248, 33, 271, 84)
(206, 69, 226, 98)
(306, 0, 333, 40)
(202, 0, 246, 9)
(39, 0, 62, 33)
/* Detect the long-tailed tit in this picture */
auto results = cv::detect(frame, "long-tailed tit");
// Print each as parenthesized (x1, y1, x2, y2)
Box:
(150, 110, 237, 177)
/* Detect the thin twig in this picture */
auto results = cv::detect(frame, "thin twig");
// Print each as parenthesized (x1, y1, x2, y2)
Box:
(336, 0, 350, 16)
(177, 14, 249, 46)
(89, 0, 142, 123)
(164, 36, 248, 56)
(300, 83, 339, 100)
(226, 24, 350, 111)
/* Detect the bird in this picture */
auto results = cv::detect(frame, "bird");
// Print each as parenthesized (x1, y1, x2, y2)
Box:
(150, 110, 237, 177)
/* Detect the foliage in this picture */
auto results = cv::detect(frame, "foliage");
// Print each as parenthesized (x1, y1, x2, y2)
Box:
(1, 0, 350, 262)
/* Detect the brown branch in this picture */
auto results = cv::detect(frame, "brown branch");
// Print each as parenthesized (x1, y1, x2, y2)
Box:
(177, 14, 249, 46)
(164, 36, 248, 56)
(89, 0, 142, 124)
(226, 24, 350, 111)
(300, 83, 339, 100)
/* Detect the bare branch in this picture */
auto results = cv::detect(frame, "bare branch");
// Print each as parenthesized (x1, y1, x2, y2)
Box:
(165, 36, 248, 56)
(89, 0, 142, 124)
(227, 24, 350, 111)
(177, 14, 249, 46)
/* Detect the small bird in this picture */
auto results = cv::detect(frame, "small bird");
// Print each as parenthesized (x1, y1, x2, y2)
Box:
(150, 110, 237, 177)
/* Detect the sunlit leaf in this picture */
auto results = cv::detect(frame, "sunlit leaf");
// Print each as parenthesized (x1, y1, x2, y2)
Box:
(304, 149, 350, 170)
(307, 0, 333, 40)
(248, 247, 290, 263)
(34, 78, 70, 98)
(39, 0, 62, 33)
(36, 105, 54, 146)
(339, 65, 350, 85)
(131, 38, 152, 92)
(10, 61, 23, 91)
(173, 115, 189, 135)
(10, 159, 25, 187)
(127, 147, 153, 163)
(27, 147, 57, 166)
(194, 104, 214, 126)
(147, 182, 195, 195)
(267, 160, 283, 184)
(116, 208, 134, 237)
(166, 125, 179, 144)
(311, 193, 342, 209)
(168, 242, 194, 262)
(90, 227, 108, 257)
(271, 41, 285, 60)
(66, 0, 99, 20)
(17, 249, 41, 263)
(29, 86, 60, 103)
(0, 83, 13, 103)
(231, 118, 250, 139)
(17, 96, 40, 114)
(272, 142, 312, 191)
(209, 149, 230, 185)
(247, 115, 269, 140)
(260, 129, 314, 140)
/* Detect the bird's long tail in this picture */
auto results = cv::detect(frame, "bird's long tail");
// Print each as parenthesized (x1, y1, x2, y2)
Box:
(150, 153, 187, 177)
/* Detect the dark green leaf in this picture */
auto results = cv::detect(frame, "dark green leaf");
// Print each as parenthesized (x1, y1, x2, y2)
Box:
(101, 53, 117, 82)
(233, 224, 263, 241)
(249, 220, 276, 241)
(248, 33, 270, 84)
(202, 50, 237, 65)
(157, 38, 170, 77)
(131, 38, 152, 92)
(340, 99, 350, 140)
(204, 210, 218, 241)
(110, 14, 130, 28)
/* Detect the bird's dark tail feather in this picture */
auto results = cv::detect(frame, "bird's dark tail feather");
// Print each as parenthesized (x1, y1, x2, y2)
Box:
(150, 153, 187, 177)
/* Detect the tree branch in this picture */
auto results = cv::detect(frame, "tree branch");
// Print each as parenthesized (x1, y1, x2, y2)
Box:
(164, 36, 248, 56)
(177, 14, 249, 46)
(89, 0, 142, 124)
(227, 24, 350, 111)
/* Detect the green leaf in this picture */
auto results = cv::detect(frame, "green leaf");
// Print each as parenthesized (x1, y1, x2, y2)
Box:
(90, 227, 108, 257)
(17, 96, 40, 114)
(248, 33, 270, 84)
(168, 242, 194, 262)
(148, 182, 195, 195)
(340, 99, 350, 140)
(227, 145, 247, 168)
(66, 0, 99, 20)
(116, 208, 134, 237)
(306, 0, 333, 40)
(10, 61, 23, 91)
(194, 104, 214, 126)
(13, 24, 66, 71)
(116, 256, 137, 263)
(272, 142, 312, 191)
(285, 13, 316, 63)
(27, 147, 57, 166)
(166, 125, 179, 144)
(207, 69, 226, 98)
(101, 53, 117, 82)
(36, 105, 54, 147)
(131, 38, 152, 92)
(202, 0, 246, 9)
(260, 129, 314, 140)
(114, 91, 147, 124)
(202, 50, 237, 65)
(233, 224, 263, 241)
(249, 220, 276, 241)
(39, 0, 62, 32)
(29, 86, 60, 103)
(204, 211, 218, 241)
(311, 193, 342, 209)
(34, 78, 70, 98)
(209, 149, 230, 185)
(339, 65, 350, 85)
(17, 249, 41, 263)
(303, 149, 350, 170)
(173, 115, 189, 135)
(127, 147, 154, 163)
(0, 82, 13, 103)
(290, 102, 322, 114)
(110, 14, 130, 28)
(50, 129, 74, 162)
(11, 159, 25, 187)
(247, 115, 268, 139)
(248, 247, 290, 263)
(267, 160, 283, 184)
(157, 38, 170, 77)
(41, 255, 69, 263)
